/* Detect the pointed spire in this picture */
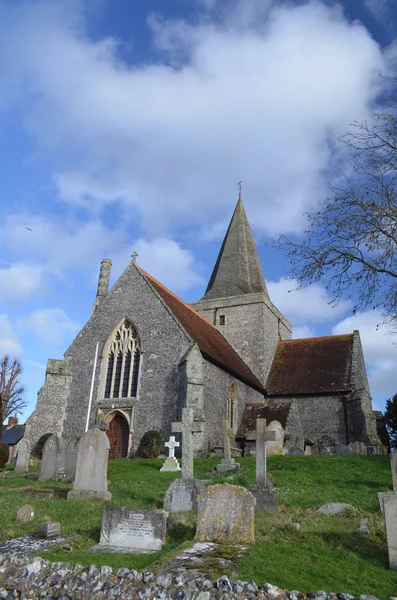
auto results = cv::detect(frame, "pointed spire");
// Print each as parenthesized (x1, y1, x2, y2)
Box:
(202, 192, 269, 300)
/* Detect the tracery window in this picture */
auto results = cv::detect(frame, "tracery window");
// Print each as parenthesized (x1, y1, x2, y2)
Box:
(104, 320, 141, 399)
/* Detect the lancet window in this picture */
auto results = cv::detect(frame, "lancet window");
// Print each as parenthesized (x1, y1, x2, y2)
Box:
(104, 320, 140, 399)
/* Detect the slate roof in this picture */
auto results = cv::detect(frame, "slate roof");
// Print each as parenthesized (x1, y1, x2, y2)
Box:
(139, 268, 265, 392)
(266, 334, 353, 395)
(202, 195, 269, 300)
(236, 402, 292, 438)
(1, 424, 25, 445)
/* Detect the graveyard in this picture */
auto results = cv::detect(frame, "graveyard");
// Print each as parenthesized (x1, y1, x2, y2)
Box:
(0, 454, 394, 598)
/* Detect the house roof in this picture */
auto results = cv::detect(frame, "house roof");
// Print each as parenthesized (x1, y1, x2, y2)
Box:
(201, 195, 269, 300)
(1, 424, 25, 445)
(236, 401, 292, 438)
(266, 334, 353, 395)
(139, 268, 265, 392)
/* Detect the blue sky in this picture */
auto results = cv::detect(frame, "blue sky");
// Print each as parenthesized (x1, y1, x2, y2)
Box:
(1, 0, 397, 421)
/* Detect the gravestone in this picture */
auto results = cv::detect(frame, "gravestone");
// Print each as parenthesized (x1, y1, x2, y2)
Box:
(317, 435, 336, 455)
(216, 420, 239, 473)
(335, 444, 351, 455)
(16, 505, 34, 523)
(37, 522, 61, 539)
(92, 506, 167, 553)
(160, 436, 181, 472)
(250, 418, 278, 512)
(64, 436, 79, 482)
(349, 441, 366, 455)
(384, 492, 397, 569)
(266, 421, 285, 455)
(391, 452, 397, 491)
(15, 440, 30, 473)
(172, 408, 204, 479)
(288, 446, 304, 455)
(39, 435, 59, 481)
(164, 478, 204, 513)
(195, 483, 255, 544)
(67, 429, 111, 501)
(379, 491, 394, 514)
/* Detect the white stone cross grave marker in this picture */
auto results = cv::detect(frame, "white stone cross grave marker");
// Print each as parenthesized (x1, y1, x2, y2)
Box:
(172, 407, 204, 479)
(160, 436, 181, 472)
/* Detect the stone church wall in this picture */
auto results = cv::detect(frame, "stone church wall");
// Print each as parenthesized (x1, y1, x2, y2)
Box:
(23, 359, 71, 455)
(61, 264, 192, 450)
(202, 360, 264, 450)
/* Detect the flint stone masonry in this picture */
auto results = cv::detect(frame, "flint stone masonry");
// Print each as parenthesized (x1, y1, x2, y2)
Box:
(0, 555, 383, 600)
(0, 534, 66, 556)
(39, 434, 59, 482)
(92, 506, 167, 553)
(195, 483, 255, 544)
(164, 478, 204, 513)
(67, 429, 111, 501)
(14, 439, 30, 473)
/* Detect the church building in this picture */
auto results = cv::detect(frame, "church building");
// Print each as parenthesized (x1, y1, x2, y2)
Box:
(24, 195, 385, 458)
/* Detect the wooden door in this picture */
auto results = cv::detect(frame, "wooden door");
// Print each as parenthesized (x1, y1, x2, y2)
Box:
(106, 415, 129, 459)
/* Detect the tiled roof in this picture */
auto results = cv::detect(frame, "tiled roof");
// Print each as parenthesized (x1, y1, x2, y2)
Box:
(266, 335, 353, 395)
(236, 402, 292, 438)
(1, 424, 25, 445)
(139, 268, 265, 392)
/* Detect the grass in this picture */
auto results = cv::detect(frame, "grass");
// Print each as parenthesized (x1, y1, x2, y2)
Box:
(0, 455, 395, 598)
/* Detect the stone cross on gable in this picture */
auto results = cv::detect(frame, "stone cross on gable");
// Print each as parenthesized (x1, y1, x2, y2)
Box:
(172, 407, 204, 479)
(165, 436, 179, 459)
(131, 251, 138, 263)
(255, 418, 276, 489)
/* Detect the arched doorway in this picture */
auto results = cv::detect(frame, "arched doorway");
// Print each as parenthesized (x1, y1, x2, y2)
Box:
(106, 414, 129, 459)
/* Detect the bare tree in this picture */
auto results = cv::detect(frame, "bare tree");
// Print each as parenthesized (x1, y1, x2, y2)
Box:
(276, 97, 397, 328)
(0, 356, 26, 425)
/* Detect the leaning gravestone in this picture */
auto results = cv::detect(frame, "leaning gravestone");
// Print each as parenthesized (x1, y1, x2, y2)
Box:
(384, 492, 397, 569)
(317, 435, 336, 455)
(92, 506, 167, 553)
(64, 436, 79, 482)
(390, 452, 397, 491)
(195, 483, 255, 544)
(39, 435, 59, 482)
(164, 478, 204, 513)
(67, 429, 111, 501)
(15, 439, 30, 473)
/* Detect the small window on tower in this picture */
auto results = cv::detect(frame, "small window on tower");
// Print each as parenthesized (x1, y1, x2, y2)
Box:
(219, 315, 226, 326)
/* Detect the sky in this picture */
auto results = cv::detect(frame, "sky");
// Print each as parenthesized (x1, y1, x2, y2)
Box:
(0, 0, 397, 421)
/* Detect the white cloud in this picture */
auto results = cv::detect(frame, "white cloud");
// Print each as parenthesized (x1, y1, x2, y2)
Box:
(0, 315, 22, 355)
(332, 310, 397, 400)
(134, 238, 205, 292)
(0, 263, 45, 303)
(268, 278, 351, 324)
(292, 325, 316, 339)
(0, 0, 388, 238)
(18, 308, 80, 347)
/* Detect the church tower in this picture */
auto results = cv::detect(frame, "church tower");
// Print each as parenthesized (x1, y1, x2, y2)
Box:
(191, 194, 291, 383)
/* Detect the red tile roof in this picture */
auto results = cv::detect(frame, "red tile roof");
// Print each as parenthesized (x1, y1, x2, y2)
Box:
(236, 401, 292, 438)
(266, 335, 353, 395)
(139, 268, 265, 392)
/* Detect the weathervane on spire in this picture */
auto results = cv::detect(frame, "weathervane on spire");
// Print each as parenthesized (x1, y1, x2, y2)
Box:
(237, 180, 243, 196)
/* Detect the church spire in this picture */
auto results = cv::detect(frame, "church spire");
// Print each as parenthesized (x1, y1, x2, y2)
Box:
(202, 191, 269, 300)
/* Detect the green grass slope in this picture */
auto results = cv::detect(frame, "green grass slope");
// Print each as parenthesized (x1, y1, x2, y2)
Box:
(0, 455, 394, 598)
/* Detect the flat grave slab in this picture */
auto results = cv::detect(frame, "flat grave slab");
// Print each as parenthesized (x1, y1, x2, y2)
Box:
(92, 506, 167, 554)
(0, 534, 66, 556)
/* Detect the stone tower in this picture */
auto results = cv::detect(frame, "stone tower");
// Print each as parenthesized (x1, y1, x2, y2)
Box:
(191, 194, 291, 383)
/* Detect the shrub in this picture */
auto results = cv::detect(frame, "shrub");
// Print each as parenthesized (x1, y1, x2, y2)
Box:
(0, 442, 9, 470)
(137, 430, 164, 458)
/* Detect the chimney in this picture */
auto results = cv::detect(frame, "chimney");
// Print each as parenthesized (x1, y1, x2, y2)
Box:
(92, 259, 112, 315)
(8, 415, 18, 427)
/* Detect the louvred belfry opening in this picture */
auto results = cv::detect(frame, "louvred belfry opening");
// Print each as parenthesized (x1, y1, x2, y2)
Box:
(104, 319, 140, 399)
(106, 414, 129, 459)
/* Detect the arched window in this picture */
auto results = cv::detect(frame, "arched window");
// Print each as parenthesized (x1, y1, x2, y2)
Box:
(104, 320, 141, 399)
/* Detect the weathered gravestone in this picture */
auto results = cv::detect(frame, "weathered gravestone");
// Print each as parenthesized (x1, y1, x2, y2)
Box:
(390, 452, 397, 491)
(37, 522, 61, 539)
(67, 429, 111, 501)
(195, 483, 255, 544)
(64, 436, 79, 482)
(164, 478, 204, 513)
(216, 420, 239, 473)
(384, 492, 397, 569)
(266, 421, 285, 455)
(92, 506, 167, 553)
(160, 436, 181, 472)
(250, 419, 278, 512)
(317, 435, 336, 455)
(288, 446, 304, 455)
(39, 435, 59, 481)
(172, 407, 204, 480)
(349, 441, 366, 455)
(15, 439, 30, 473)
(16, 504, 34, 523)
(379, 491, 394, 514)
